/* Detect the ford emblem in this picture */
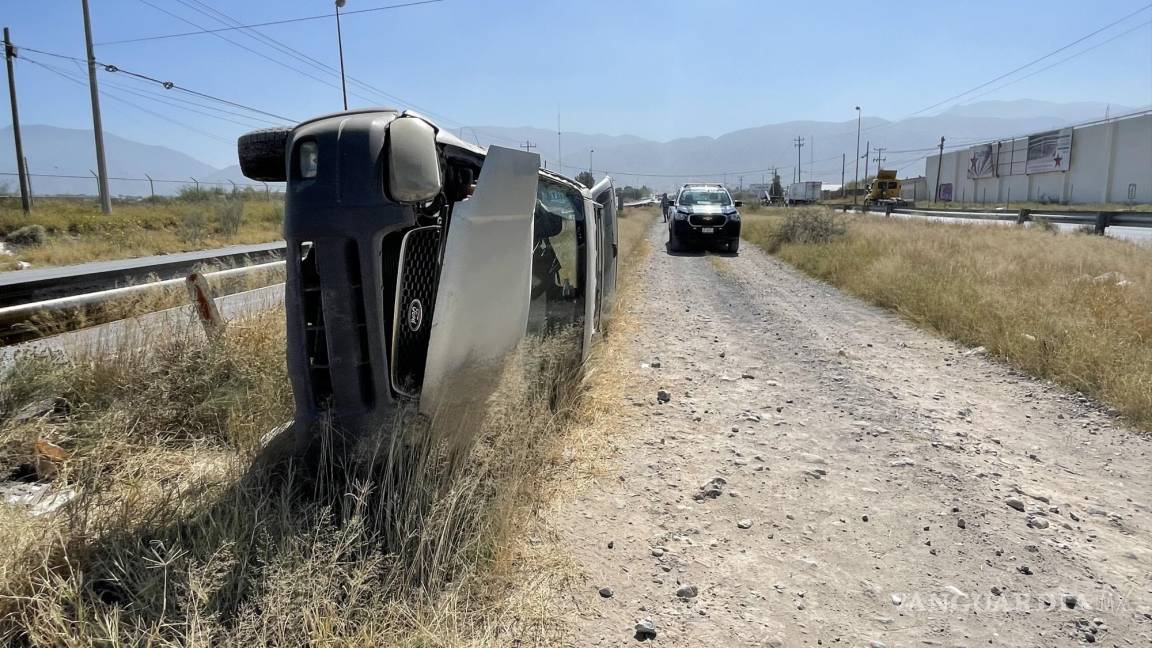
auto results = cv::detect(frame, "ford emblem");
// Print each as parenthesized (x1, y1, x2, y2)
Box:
(407, 298, 424, 332)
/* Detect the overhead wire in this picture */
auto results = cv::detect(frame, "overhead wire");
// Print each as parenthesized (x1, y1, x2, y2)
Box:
(97, 0, 445, 46)
(16, 43, 294, 122)
(952, 18, 1152, 107)
(128, 0, 528, 149)
(20, 55, 235, 144)
(13, 2, 1150, 188)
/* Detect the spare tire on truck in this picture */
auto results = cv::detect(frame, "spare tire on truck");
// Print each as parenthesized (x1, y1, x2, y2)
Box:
(238, 128, 291, 181)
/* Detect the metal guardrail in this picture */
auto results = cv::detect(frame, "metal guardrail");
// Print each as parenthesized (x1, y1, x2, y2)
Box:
(0, 247, 288, 345)
(0, 241, 287, 308)
(841, 204, 1152, 235)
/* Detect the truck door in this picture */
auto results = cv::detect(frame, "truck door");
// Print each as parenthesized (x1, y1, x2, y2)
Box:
(582, 195, 599, 361)
(420, 147, 540, 425)
(589, 177, 618, 308)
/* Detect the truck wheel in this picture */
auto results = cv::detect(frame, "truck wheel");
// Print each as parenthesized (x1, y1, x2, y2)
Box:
(727, 239, 740, 254)
(668, 231, 682, 253)
(238, 128, 291, 182)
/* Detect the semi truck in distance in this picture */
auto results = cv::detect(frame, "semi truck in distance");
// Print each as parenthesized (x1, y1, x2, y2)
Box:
(785, 181, 821, 206)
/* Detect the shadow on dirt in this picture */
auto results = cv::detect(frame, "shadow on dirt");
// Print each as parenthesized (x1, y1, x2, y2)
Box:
(664, 242, 739, 258)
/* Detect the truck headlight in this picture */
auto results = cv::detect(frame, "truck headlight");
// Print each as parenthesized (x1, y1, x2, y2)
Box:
(674, 209, 689, 221)
(299, 141, 318, 178)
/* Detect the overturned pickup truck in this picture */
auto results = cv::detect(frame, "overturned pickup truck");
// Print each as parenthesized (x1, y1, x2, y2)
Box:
(238, 109, 619, 454)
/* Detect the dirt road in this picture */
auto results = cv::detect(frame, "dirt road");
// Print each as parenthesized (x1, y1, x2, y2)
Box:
(549, 222, 1151, 647)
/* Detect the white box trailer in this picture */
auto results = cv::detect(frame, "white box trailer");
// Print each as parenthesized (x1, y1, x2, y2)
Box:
(785, 181, 821, 205)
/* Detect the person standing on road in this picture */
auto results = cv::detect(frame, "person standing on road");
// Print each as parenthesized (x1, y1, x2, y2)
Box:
(660, 192, 670, 222)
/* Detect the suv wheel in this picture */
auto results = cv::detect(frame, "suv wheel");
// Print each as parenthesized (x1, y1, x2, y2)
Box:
(727, 239, 740, 253)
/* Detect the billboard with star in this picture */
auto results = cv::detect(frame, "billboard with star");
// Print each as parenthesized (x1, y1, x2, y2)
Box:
(1025, 128, 1073, 174)
(966, 144, 997, 179)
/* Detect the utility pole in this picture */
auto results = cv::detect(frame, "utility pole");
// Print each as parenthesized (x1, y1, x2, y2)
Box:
(519, 140, 536, 153)
(81, 0, 112, 214)
(862, 141, 871, 194)
(853, 106, 862, 205)
(557, 111, 562, 175)
(738, 175, 743, 192)
(840, 153, 846, 200)
(24, 156, 32, 205)
(3, 27, 30, 214)
(793, 136, 804, 183)
(933, 136, 945, 203)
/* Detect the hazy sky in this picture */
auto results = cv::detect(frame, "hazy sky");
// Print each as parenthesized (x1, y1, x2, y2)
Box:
(3, 0, 1151, 166)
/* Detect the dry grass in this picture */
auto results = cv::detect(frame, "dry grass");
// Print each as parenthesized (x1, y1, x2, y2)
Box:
(0, 197, 284, 269)
(0, 207, 659, 646)
(742, 209, 1152, 429)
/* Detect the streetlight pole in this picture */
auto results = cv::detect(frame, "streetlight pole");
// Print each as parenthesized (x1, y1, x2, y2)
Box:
(853, 106, 861, 205)
(335, 0, 348, 110)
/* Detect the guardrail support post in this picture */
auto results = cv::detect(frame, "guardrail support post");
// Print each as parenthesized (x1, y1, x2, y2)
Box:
(185, 272, 224, 339)
(1094, 212, 1113, 236)
(1015, 208, 1031, 225)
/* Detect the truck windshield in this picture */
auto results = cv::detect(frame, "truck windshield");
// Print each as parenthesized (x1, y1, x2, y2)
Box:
(679, 190, 731, 206)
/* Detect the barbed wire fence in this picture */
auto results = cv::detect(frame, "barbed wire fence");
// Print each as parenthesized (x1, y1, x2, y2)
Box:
(0, 170, 284, 203)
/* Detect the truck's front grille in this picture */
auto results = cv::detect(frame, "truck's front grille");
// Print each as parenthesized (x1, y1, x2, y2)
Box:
(689, 214, 727, 227)
(390, 226, 443, 398)
(299, 242, 332, 407)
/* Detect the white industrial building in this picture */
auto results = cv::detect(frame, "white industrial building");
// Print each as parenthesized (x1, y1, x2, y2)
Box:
(924, 111, 1152, 205)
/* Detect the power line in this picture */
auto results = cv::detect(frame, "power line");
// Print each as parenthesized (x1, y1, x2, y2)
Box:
(16, 43, 294, 122)
(161, 0, 489, 135)
(130, 0, 349, 114)
(792, 5, 1152, 149)
(955, 18, 1152, 107)
(856, 3, 1152, 141)
(902, 4, 1152, 120)
(97, 0, 445, 46)
(20, 56, 235, 144)
(131, 0, 524, 149)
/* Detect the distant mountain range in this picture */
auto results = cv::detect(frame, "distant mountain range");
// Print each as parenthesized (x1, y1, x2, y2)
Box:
(0, 100, 1140, 196)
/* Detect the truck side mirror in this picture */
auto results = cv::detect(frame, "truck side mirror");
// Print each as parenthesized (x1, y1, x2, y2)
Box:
(386, 117, 443, 203)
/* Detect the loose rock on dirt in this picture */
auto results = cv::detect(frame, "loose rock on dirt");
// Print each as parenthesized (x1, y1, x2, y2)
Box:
(546, 222, 1152, 646)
